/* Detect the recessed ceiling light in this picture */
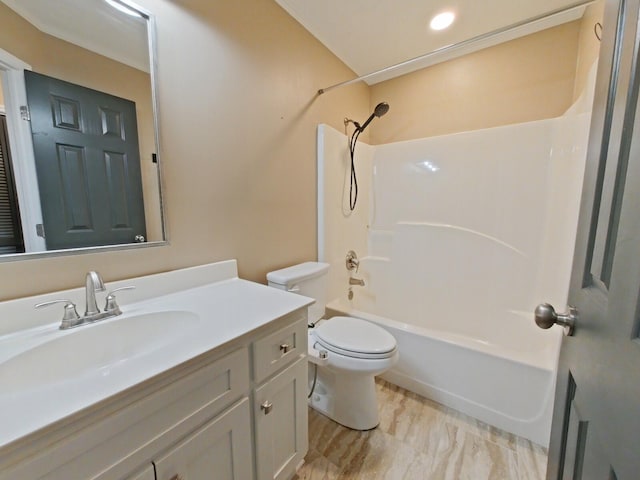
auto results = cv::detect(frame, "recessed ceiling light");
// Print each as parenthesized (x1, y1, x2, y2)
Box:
(104, 0, 142, 18)
(430, 11, 455, 31)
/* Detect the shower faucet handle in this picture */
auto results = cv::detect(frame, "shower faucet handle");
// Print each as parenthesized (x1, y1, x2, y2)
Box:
(346, 250, 360, 272)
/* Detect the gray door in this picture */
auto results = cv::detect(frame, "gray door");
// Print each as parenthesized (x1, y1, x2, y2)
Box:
(545, 0, 640, 478)
(25, 71, 146, 250)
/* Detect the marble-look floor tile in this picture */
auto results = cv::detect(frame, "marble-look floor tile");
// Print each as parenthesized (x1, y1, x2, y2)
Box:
(516, 436, 548, 480)
(308, 407, 342, 452)
(377, 381, 449, 455)
(446, 408, 519, 452)
(294, 449, 341, 480)
(456, 429, 520, 480)
(300, 380, 549, 480)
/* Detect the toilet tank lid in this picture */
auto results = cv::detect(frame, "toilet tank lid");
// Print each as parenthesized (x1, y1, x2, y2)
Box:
(267, 262, 329, 286)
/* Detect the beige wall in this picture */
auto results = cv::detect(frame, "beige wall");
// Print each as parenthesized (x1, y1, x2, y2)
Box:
(369, 22, 581, 144)
(0, 0, 369, 300)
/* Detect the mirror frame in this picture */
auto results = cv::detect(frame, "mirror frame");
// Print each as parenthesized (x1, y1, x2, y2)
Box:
(0, 0, 167, 262)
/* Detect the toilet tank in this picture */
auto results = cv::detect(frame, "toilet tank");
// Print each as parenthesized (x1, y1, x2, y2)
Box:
(267, 262, 330, 324)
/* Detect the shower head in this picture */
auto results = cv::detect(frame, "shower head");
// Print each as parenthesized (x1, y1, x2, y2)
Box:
(373, 102, 390, 117)
(347, 102, 389, 212)
(358, 102, 390, 133)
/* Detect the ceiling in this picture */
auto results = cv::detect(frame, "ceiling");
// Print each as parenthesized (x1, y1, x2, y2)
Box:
(274, 0, 593, 84)
(1, 0, 149, 73)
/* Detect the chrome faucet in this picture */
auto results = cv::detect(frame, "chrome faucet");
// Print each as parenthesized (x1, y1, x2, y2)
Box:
(85, 271, 106, 317)
(349, 277, 365, 287)
(346, 250, 360, 272)
(35, 271, 135, 329)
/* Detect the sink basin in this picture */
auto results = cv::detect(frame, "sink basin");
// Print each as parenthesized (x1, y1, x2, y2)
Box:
(0, 310, 200, 393)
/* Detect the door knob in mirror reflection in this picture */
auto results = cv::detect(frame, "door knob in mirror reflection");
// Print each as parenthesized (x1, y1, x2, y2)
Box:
(534, 303, 577, 336)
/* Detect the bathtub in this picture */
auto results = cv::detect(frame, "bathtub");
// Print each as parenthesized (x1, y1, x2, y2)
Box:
(326, 295, 563, 447)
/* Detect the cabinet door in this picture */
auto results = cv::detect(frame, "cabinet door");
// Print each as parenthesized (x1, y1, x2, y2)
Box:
(154, 398, 253, 480)
(254, 357, 308, 480)
(125, 465, 155, 480)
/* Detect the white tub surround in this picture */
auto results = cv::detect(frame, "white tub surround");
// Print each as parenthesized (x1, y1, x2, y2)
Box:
(317, 125, 374, 302)
(0, 261, 312, 480)
(317, 104, 590, 446)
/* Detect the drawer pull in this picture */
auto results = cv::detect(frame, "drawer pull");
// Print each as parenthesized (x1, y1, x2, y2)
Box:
(170, 475, 183, 480)
(261, 401, 273, 414)
(280, 343, 292, 354)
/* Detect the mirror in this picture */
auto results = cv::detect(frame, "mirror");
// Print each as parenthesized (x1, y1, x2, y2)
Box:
(0, 0, 165, 260)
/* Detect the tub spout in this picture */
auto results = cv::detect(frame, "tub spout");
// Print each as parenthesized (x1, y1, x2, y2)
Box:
(349, 277, 365, 287)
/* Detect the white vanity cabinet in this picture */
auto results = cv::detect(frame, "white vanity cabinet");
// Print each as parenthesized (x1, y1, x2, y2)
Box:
(153, 398, 253, 480)
(125, 465, 156, 480)
(254, 358, 307, 480)
(252, 320, 308, 480)
(0, 308, 309, 480)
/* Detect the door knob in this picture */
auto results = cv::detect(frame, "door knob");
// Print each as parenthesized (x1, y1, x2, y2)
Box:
(534, 303, 577, 336)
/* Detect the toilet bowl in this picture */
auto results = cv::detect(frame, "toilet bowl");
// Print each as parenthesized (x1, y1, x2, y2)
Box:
(267, 262, 399, 430)
(308, 316, 398, 430)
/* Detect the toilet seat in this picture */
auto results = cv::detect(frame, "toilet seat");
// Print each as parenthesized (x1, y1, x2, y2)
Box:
(312, 317, 397, 359)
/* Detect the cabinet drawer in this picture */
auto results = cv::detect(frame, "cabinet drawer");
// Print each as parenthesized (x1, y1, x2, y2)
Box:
(253, 317, 307, 383)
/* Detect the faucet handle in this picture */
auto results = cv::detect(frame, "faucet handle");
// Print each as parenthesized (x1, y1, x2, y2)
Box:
(104, 286, 136, 314)
(35, 299, 81, 329)
(346, 250, 360, 272)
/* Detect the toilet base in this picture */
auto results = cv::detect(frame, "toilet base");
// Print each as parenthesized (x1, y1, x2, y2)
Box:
(307, 364, 380, 430)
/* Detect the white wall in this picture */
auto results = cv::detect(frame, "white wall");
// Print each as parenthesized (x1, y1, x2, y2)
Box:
(319, 110, 590, 338)
(536, 113, 592, 310)
(317, 125, 373, 303)
(369, 119, 556, 331)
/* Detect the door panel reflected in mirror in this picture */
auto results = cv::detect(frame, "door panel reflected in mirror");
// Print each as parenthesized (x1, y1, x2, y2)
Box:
(0, 0, 164, 259)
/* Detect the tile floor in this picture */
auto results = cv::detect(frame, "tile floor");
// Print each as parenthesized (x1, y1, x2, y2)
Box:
(294, 379, 548, 480)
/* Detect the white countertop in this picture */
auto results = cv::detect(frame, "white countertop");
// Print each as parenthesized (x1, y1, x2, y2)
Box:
(0, 261, 313, 449)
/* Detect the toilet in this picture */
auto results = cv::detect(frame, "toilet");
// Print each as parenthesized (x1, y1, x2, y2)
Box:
(267, 262, 399, 430)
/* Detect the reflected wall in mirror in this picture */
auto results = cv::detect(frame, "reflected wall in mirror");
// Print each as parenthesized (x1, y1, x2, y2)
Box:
(0, 0, 164, 259)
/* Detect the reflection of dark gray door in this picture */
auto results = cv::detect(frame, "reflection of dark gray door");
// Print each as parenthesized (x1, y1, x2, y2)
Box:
(546, 0, 640, 478)
(25, 71, 146, 250)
